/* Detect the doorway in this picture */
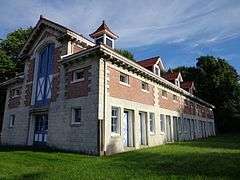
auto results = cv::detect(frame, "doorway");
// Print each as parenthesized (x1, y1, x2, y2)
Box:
(139, 112, 148, 145)
(122, 110, 134, 147)
(166, 115, 172, 142)
(34, 114, 48, 145)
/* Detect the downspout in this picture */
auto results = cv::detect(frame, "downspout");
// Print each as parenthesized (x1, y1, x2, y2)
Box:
(98, 58, 107, 155)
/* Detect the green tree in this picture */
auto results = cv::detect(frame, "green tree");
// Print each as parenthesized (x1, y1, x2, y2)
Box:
(173, 56, 240, 133)
(115, 49, 135, 61)
(0, 27, 32, 74)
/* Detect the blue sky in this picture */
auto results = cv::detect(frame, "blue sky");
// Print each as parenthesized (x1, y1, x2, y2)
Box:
(0, 0, 240, 72)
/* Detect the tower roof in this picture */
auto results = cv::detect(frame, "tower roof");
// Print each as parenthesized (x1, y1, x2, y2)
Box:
(89, 20, 118, 39)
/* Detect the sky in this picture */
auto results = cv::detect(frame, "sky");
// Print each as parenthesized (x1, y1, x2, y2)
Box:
(0, 0, 240, 71)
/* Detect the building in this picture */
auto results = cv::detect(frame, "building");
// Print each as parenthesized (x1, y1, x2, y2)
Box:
(0, 16, 215, 155)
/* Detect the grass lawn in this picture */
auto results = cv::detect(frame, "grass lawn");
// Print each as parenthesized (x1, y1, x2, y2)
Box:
(0, 134, 240, 179)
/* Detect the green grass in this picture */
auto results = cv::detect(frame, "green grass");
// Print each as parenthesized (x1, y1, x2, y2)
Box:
(0, 134, 240, 179)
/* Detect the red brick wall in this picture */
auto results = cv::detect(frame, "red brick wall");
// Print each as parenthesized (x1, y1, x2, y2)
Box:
(158, 91, 181, 111)
(51, 47, 61, 102)
(24, 84, 32, 106)
(8, 97, 21, 109)
(72, 44, 84, 54)
(65, 66, 91, 99)
(109, 67, 154, 105)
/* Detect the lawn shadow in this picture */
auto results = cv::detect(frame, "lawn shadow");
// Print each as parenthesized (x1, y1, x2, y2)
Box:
(171, 134, 240, 150)
(1, 172, 48, 180)
(107, 148, 240, 179)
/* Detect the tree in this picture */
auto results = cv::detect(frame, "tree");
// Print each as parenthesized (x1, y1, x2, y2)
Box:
(173, 56, 240, 133)
(115, 49, 135, 61)
(0, 27, 32, 74)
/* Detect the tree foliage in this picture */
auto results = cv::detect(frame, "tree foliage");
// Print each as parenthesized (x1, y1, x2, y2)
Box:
(0, 27, 32, 76)
(173, 56, 240, 133)
(115, 49, 135, 61)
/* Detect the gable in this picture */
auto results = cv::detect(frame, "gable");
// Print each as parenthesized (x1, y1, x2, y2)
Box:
(19, 16, 95, 59)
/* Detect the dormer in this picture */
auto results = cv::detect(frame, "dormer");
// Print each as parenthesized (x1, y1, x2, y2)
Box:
(89, 20, 118, 49)
(137, 56, 165, 76)
(181, 81, 196, 94)
(162, 71, 183, 87)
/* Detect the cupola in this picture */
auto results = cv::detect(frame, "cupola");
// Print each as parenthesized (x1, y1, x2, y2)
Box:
(89, 20, 118, 49)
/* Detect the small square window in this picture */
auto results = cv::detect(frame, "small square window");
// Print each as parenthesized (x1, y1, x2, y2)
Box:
(162, 90, 167, 98)
(173, 94, 178, 101)
(9, 115, 15, 128)
(73, 70, 85, 82)
(72, 108, 81, 124)
(120, 73, 129, 84)
(141, 81, 149, 91)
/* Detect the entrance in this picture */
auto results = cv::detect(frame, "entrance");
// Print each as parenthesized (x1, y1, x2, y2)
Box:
(34, 114, 48, 145)
(139, 112, 147, 145)
(123, 111, 134, 147)
(166, 115, 172, 142)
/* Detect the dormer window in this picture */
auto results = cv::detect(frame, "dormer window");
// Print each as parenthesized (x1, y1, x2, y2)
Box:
(175, 79, 180, 87)
(154, 66, 160, 76)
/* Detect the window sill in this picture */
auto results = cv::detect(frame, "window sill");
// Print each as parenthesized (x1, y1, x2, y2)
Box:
(119, 81, 130, 87)
(70, 122, 82, 127)
(162, 96, 167, 99)
(150, 132, 155, 136)
(111, 133, 120, 137)
(141, 89, 149, 93)
(71, 79, 85, 84)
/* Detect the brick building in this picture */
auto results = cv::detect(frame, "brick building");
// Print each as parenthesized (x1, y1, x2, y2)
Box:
(0, 16, 215, 155)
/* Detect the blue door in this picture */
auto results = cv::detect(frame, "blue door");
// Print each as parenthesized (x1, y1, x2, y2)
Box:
(34, 114, 48, 145)
(35, 44, 54, 106)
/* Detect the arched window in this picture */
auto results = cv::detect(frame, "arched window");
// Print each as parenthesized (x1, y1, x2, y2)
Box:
(35, 43, 54, 106)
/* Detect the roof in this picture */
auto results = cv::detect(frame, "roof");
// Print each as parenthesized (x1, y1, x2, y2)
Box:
(0, 73, 24, 87)
(137, 56, 159, 68)
(62, 44, 215, 108)
(181, 81, 195, 90)
(89, 20, 118, 39)
(162, 71, 181, 81)
(19, 15, 95, 58)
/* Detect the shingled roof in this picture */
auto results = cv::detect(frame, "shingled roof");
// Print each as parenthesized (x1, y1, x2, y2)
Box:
(181, 81, 195, 90)
(162, 71, 181, 81)
(89, 20, 118, 39)
(137, 56, 159, 68)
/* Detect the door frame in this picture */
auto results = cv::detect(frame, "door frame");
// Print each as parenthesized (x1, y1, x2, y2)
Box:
(33, 113, 48, 146)
(122, 110, 134, 147)
(139, 111, 148, 146)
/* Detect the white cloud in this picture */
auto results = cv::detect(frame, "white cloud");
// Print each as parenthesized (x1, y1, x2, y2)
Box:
(0, 0, 240, 49)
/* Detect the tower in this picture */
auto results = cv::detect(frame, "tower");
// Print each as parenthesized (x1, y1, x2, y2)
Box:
(89, 20, 118, 49)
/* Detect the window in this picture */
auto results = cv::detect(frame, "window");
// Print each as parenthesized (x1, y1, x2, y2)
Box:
(141, 81, 149, 91)
(10, 88, 21, 98)
(95, 37, 104, 45)
(120, 73, 129, 84)
(162, 90, 167, 98)
(72, 108, 81, 124)
(111, 107, 120, 134)
(175, 79, 180, 87)
(149, 113, 155, 134)
(154, 66, 160, 76)
(160, 114, 165, 132)
(73, 70, 85, 82)
(9, 115, 15, 128)
(173, 94, 178, 101)
(106, 38, 113, 48)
